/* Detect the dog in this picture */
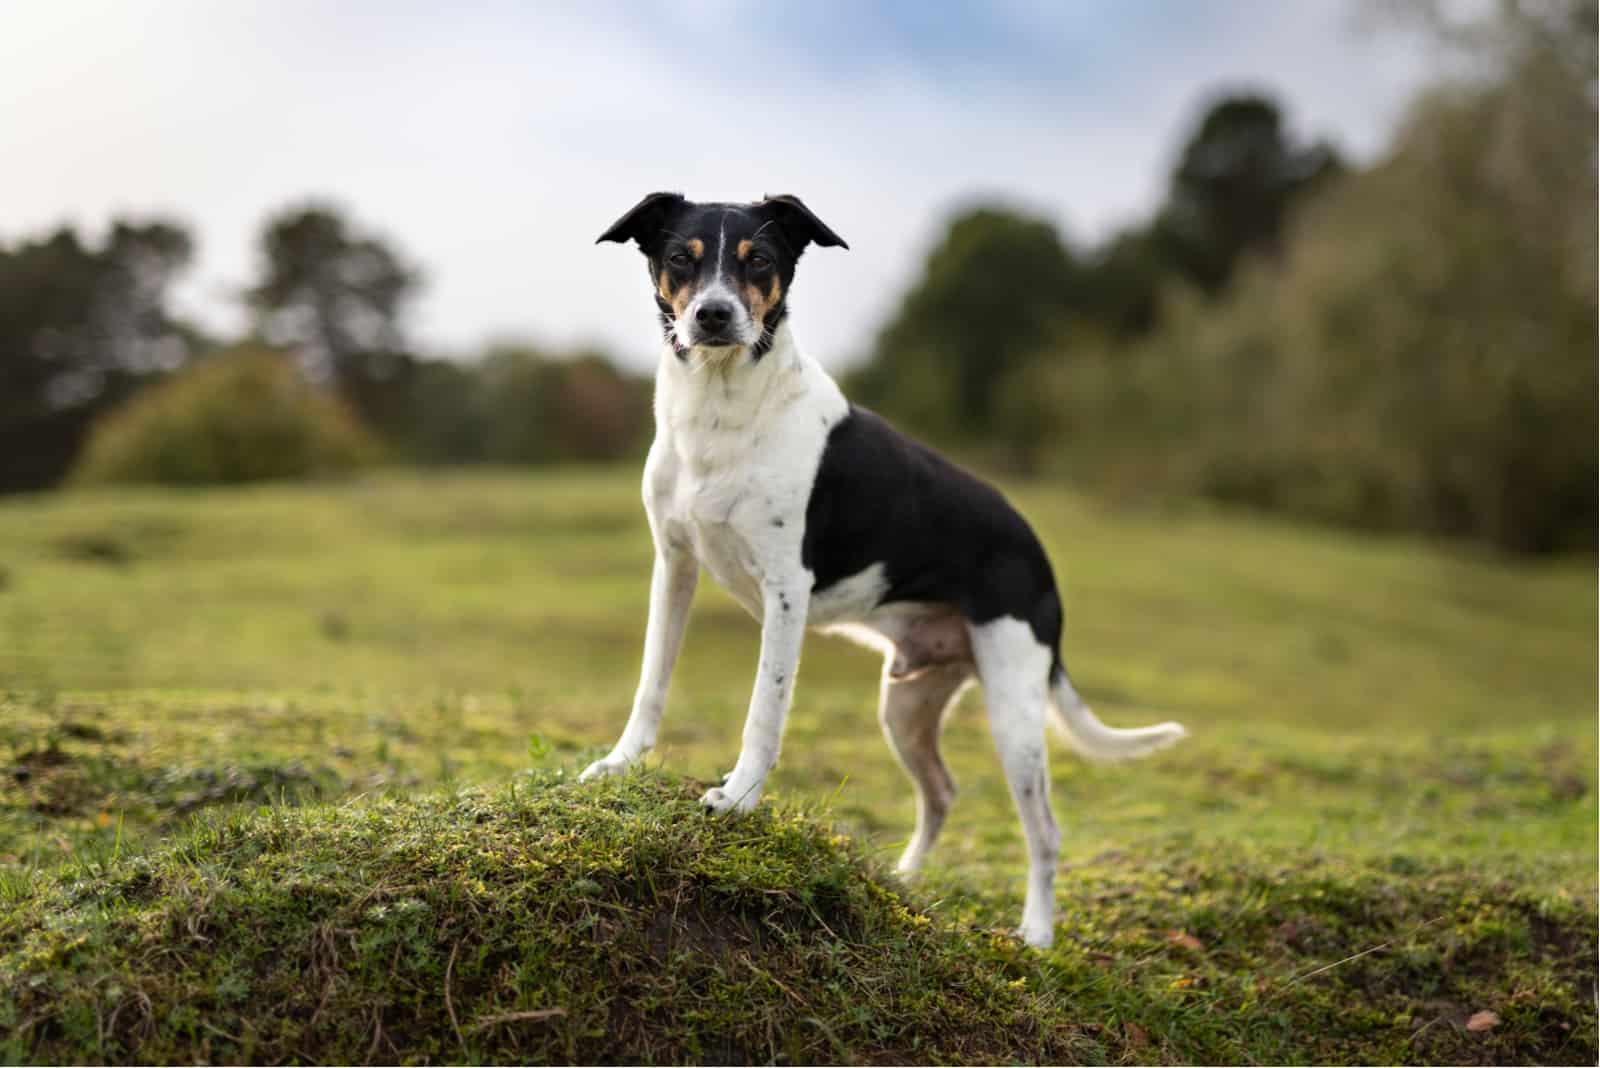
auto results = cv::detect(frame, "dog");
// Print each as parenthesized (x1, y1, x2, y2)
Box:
(582, 192, 1185, 948)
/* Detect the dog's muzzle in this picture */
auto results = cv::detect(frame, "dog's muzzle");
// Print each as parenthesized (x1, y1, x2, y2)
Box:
(688, 298, 738, 346)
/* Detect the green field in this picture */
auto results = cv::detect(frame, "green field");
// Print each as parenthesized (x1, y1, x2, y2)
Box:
(1, 470, 1595, 1063)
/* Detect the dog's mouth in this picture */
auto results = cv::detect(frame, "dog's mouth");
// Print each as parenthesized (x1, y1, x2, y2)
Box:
(677, 318, 755, 353)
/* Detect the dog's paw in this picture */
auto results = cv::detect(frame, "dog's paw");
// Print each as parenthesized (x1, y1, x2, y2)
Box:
(578, 753, 635, 782)
(1017, 918, 1056, 950)
(699, 783, 761, 814)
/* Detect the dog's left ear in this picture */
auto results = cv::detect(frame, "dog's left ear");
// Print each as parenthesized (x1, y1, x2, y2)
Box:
(596, 192, 685, 250)
(760, 194, 849, 255)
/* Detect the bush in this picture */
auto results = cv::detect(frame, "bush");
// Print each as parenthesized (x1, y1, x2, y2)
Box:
(71, 346, 381, 486)
(387, 346, 651, 467)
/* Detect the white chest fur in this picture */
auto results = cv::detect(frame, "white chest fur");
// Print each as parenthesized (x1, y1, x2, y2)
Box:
(644, 326, 849, 619)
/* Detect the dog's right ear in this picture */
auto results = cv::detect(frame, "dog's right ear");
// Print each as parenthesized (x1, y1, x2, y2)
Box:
(596, 192, 685, 250)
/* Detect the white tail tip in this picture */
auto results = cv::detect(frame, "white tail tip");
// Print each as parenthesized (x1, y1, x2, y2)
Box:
(1049, 675, 1187, 762)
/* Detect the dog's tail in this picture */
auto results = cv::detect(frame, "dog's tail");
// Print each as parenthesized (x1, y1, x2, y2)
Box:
(1047, 661, 1186, 762)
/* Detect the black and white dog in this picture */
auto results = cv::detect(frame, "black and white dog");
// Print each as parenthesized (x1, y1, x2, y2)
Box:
(583, 192, 1184, 948)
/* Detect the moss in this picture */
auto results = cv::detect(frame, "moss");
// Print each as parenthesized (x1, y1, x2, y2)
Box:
(0, 772, 1091, 1064)
(2, 770, 1593, 1065)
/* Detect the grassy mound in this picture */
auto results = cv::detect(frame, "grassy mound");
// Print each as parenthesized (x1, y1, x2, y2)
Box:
(0, 772, 1082, 1065)
(3, 769, 1594, 1066)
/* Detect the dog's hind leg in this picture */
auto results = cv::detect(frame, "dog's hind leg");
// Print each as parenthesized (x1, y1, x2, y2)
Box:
(969, 617, 1060, 949)
(879, 660, 971, 874)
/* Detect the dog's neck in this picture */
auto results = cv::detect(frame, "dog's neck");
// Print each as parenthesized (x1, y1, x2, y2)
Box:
(655, 319, 809, 428)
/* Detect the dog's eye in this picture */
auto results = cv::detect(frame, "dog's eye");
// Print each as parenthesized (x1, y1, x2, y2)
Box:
(748, 253, 772, 271)
(667, 252, 692, 268)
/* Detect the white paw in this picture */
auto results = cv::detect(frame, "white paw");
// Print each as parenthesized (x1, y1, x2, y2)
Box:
(699, 782, 761, 814)
(578, 752, 635, 782)
(1018, 919, 1055, 950)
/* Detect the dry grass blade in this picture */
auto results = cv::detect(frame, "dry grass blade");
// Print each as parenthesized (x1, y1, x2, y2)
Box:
(1281, 916, 1443, 988)
(470, 1008, 569, 1031)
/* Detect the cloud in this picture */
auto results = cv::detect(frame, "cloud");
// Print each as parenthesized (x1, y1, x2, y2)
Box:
(0, 1, 1435, 370)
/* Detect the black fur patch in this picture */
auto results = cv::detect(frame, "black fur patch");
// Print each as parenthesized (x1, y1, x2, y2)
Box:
(751, 302, 787, 360)
(801, 406, 1064, 657)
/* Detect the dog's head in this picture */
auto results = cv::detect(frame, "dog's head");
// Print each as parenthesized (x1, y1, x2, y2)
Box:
(597, 193, 847, 358)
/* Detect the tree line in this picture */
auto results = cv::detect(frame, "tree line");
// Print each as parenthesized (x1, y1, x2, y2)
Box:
(0, 204, 651, 494)
(0, 89, 1347, 496)
(849, 0, 1595, 553)
(1, 0, 1591, 554)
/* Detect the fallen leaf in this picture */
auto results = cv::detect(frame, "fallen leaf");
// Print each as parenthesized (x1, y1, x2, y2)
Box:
(1465, 1010, 1500, 1033)
(1125, 1022, 1148, 1047)
(1166, 929, 1204, 952)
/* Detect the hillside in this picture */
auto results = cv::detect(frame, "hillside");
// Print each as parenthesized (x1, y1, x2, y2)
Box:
(0, 470, 1594, 1062)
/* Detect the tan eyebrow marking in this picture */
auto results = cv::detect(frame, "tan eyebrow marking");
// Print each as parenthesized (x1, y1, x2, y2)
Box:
(686, 238, 704, 259)
(737, 239, 753, 260)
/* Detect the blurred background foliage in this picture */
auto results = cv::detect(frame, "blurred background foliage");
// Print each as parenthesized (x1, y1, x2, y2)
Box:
(1, 0, 1592, 554)
(71, 346, 381, 486)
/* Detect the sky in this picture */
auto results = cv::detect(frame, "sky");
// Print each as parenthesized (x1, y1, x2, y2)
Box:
(0, 1, 1437, 370)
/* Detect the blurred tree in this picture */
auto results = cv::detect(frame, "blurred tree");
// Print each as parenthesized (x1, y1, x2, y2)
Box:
(245, 203, 420, 433)
(398, 358, 492, 465)
(476, 343, 650, 464)
(1048, 0, 1597, 553)
(1151, 93, 1343, 295)
(848, 207, 1083, 440)
(1076, 227, 1167, 338)
(1075, 94, 1342, 340)
(0, 219, 197, 491)
(551, 350, 653, 461)
(848, 92, 1342, 459)
(366, 344, 652, 467)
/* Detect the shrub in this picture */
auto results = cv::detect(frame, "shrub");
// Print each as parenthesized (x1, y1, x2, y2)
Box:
(71, 346, 381, 486)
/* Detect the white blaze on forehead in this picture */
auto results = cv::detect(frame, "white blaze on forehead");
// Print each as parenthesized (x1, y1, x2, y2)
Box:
(716, 210, 728, 283)
(679, 207, 757, 350)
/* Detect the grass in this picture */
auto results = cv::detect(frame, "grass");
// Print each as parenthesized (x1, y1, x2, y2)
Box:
(0, 468, 1594, 1063)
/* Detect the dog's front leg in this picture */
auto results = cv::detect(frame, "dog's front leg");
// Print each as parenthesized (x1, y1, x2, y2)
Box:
(700, 578, 809, 814)
(580, 547, 698, 781)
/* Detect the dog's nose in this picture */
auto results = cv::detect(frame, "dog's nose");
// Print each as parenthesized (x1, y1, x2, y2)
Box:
(695, 300, 734, 332)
